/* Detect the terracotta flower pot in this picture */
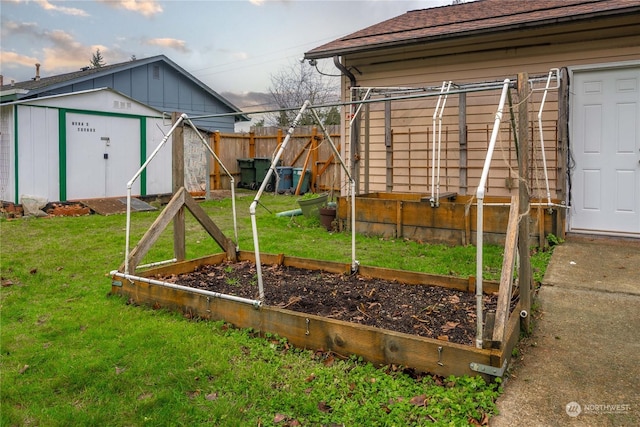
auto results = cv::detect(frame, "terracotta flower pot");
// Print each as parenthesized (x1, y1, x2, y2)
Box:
(319, 207, 337, 231)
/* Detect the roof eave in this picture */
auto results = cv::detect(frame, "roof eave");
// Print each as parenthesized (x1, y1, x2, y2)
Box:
(305, 6, 640, 60)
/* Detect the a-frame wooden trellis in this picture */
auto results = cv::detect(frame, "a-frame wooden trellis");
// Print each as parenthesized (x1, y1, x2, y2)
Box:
(119, 112, 237, 275)
(120, 187, 237, 275)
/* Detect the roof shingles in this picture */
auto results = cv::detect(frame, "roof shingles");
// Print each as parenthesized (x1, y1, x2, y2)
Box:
(305, 0, 640, 58)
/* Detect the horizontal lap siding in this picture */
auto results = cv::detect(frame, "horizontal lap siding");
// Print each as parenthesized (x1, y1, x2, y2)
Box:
(339, 26, 640, 198)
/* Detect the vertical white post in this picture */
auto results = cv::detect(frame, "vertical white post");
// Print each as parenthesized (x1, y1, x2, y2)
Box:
(474, 79, 511, 349)
(251, 101, 310, 300)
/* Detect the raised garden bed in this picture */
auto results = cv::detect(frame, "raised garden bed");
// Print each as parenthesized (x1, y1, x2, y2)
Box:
(111, 251, 520, 380)
(336, 192, 564, 247)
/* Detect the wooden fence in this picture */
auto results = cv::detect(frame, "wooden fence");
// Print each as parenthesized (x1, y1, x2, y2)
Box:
(203, 125, 341, 195)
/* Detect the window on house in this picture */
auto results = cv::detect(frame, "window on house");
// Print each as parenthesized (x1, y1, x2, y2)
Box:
(153, 65, 160, 80)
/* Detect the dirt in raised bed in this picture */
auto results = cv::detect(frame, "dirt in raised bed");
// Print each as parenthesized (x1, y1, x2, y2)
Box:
(156, 260, 510, 346)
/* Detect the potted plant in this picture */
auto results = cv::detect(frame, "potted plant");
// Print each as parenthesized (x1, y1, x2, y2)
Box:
(318, 188, 337, 231)
(297, 192, 328, 219)
(318, 202, 337, 231)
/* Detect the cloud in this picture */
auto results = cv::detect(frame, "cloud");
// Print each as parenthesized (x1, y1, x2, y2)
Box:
(96, 0, 163, 17)
(35, 0, 89, 16)
(232, 52, 249, 61)
(0, 21, 128, 77)
(249, 0, 293, 5)
(143, 38, 190, 53)
(0, 51, 40, 68)
(39, 29, 108, 69)
(1, 21, 33, 41)
(220, 91, 273, 111)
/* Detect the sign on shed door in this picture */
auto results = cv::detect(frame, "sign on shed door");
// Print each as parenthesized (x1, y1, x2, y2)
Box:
(571, 66, 640, 236)
(66, 113, 140, 199)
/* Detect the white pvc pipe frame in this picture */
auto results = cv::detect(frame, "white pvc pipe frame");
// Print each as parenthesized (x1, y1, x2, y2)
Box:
(111, 270, 262, 308)
(475, 79, 511, 349)
(124, 113, 240, 275)
(250, 100, 359, 301)
(430, 81, 452, 206)
(532, 68, 560, 207)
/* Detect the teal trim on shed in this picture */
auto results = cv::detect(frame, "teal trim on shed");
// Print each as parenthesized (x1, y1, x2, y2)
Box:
(13, 105, 19, 204)
(58, 109, 67, 201)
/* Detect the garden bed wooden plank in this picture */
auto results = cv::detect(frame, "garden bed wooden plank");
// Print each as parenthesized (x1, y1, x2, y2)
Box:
(112, 274, 498, 378)
(112, 252, 511, 380)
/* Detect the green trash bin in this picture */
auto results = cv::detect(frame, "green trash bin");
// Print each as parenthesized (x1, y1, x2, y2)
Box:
(292, 168, 311, 194)
(253, 157, 277, 191)
(237, 158, 255, 189)
(253, 157, 275, 191)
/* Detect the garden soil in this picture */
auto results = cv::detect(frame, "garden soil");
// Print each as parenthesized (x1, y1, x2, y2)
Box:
(156, 262, 507, 347)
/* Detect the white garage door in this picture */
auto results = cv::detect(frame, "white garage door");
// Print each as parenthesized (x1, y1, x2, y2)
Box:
(570, 66, 640, 237)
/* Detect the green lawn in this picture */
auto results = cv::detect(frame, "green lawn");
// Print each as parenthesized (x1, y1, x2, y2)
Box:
(0, 191, 543, 426)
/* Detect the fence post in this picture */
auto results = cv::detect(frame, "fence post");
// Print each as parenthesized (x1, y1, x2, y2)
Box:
(211, 131, 221, 191)
(249, 131, 256, 158)
(277, 128, 283, 151)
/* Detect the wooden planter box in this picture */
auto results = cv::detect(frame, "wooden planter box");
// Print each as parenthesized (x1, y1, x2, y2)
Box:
(336, 192, 564, 247)
(111, 251, 520, 380)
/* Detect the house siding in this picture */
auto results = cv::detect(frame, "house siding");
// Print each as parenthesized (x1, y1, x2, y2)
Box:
(338, 25, 640, 200)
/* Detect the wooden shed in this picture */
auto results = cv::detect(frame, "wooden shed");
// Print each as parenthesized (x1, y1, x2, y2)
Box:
(0, 88, 172, 203)
(304, 0, 640, 239)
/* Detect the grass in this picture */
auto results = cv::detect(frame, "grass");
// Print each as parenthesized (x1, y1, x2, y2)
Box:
(1, 191, 550, 426)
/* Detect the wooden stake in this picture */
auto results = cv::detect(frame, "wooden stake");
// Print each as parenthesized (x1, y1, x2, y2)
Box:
(517, 73, 532, 334)
(492, 195, 519, 347)
(171, 112, 185, 262)
(556, 67, 569, 239)
(311, 127, 319, 193)
(295, 145, 313, 195)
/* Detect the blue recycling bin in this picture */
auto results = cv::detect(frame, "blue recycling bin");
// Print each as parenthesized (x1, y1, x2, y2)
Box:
(276, 166, 293, 193)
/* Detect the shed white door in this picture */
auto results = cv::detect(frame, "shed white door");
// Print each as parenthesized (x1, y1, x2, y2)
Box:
(66, 113, 140, 199)
(571, 66, 640, 236)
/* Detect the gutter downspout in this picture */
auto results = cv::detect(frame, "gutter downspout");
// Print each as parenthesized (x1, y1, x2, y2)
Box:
(332, 56, 356, 89)
(333, 56, 360, 251)
(332, 56, 359, 193)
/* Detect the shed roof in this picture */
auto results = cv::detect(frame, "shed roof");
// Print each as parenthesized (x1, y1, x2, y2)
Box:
(2, 86, 162, 113)
(305, 0, 640, 59)
(0, 55, 249, 121)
